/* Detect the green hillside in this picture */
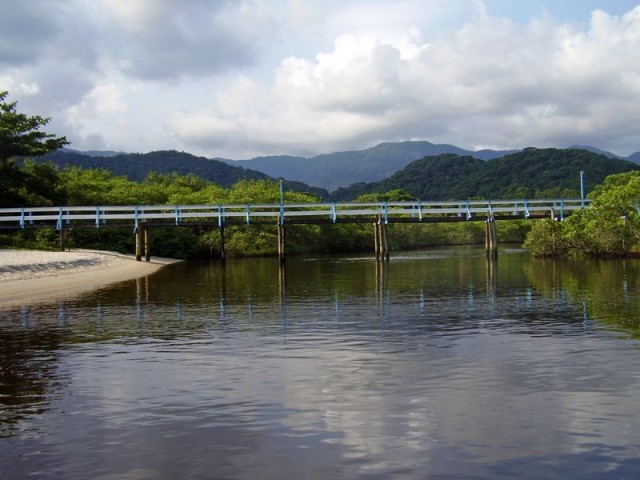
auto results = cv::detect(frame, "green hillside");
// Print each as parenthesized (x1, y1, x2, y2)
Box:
(39, 149, 328, 198)
(329, 148, 640, 201)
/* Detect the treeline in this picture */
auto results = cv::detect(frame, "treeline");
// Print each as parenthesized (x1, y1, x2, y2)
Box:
(0, 162, 532, 258)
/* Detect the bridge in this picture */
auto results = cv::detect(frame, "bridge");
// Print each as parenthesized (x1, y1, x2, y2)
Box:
(0, 198, 590, 260)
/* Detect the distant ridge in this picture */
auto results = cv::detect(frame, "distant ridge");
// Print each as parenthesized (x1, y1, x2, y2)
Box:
(567, 145, 623, 159)
(222, 141, 518, 191)
(63, 148, 124, 157)
(43, 141, 640, 194)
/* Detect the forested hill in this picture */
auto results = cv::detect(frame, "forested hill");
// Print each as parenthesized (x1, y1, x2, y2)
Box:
(41, 149, 268, 186)
(39, 149, 328, 197)
(329, 148, 640, 201)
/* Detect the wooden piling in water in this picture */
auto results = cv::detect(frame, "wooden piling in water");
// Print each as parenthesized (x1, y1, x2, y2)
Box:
(374, 215, 389, 260)
(219, 226, 226, 260)
(277, 224, 286, 262)
(485, 220, 498, 258)
(382, 220, 389, 260)
(144, 225, 150, 262)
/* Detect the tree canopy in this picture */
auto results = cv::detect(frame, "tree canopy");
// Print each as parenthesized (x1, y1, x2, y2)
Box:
(0, 91, 68, 166)
(0, 91, 69, 207)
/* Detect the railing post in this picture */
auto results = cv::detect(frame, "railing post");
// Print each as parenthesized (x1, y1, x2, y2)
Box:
(56, 206, 63, 231)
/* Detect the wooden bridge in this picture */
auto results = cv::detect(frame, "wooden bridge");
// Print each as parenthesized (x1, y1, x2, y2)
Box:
(0, 198, 590, 260)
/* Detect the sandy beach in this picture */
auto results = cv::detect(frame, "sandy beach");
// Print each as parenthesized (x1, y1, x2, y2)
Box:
(0, 249, 181, 307)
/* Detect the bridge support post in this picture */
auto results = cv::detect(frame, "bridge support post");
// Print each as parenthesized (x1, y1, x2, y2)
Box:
(374, 215, 389, 260)
(144, 225, 150, 262)
(59, 225, 67, 251)
(277, 224, 286, 262)
(382, 220, 389, 260)
(219, 226, 226, 260)
(485, 219, 498, 258)
(135, 226, 143, 261)
(135, 224, 150, 261)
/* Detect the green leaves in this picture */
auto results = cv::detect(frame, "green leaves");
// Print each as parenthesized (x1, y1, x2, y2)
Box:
(0, 91, 69, 207)
(524, 171, 640, 257)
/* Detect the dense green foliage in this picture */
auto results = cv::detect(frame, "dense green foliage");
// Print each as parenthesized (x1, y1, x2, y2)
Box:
(0, 91, 69, 207)
(330, 148, 640, 201)
(524, 171, 640, 257)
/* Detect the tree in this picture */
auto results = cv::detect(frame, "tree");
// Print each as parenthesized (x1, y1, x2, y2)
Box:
(0, 91, 69, 207)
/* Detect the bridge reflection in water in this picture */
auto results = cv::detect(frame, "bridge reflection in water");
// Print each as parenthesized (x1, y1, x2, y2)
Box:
(14, 255, 527, 341)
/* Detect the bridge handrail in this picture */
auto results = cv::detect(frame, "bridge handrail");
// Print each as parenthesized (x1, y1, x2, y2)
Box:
(0, 198, 592, 229)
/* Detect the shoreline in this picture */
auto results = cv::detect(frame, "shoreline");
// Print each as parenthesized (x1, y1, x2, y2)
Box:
(0, 249, 182, 308)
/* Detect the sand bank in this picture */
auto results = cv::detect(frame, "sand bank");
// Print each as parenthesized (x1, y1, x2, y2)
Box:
(0, 249, 181, 307)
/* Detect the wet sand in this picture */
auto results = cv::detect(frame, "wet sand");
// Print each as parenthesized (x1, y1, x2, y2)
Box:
(0, 249, 181, 307)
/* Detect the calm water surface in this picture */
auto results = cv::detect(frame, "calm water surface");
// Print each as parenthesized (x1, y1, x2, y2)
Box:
(1, 246, 640, 479)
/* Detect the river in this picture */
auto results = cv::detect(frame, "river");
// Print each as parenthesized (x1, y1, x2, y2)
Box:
(1, 246, 639, 479)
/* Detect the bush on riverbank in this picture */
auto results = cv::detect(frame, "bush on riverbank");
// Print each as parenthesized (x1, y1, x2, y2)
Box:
(523, 171, 640, 258)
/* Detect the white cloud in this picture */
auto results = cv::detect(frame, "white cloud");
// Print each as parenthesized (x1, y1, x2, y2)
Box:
(95, 0, 274, 81)
(2, 1, 640, 158)
(164, 4, 640, 157)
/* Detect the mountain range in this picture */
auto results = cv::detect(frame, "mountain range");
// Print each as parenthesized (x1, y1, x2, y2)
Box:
(40, 141, 640, 199)
(218, 141, 520, 191)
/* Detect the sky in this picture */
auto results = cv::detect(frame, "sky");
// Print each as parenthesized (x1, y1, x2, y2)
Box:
(1, 0, 640, 159)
